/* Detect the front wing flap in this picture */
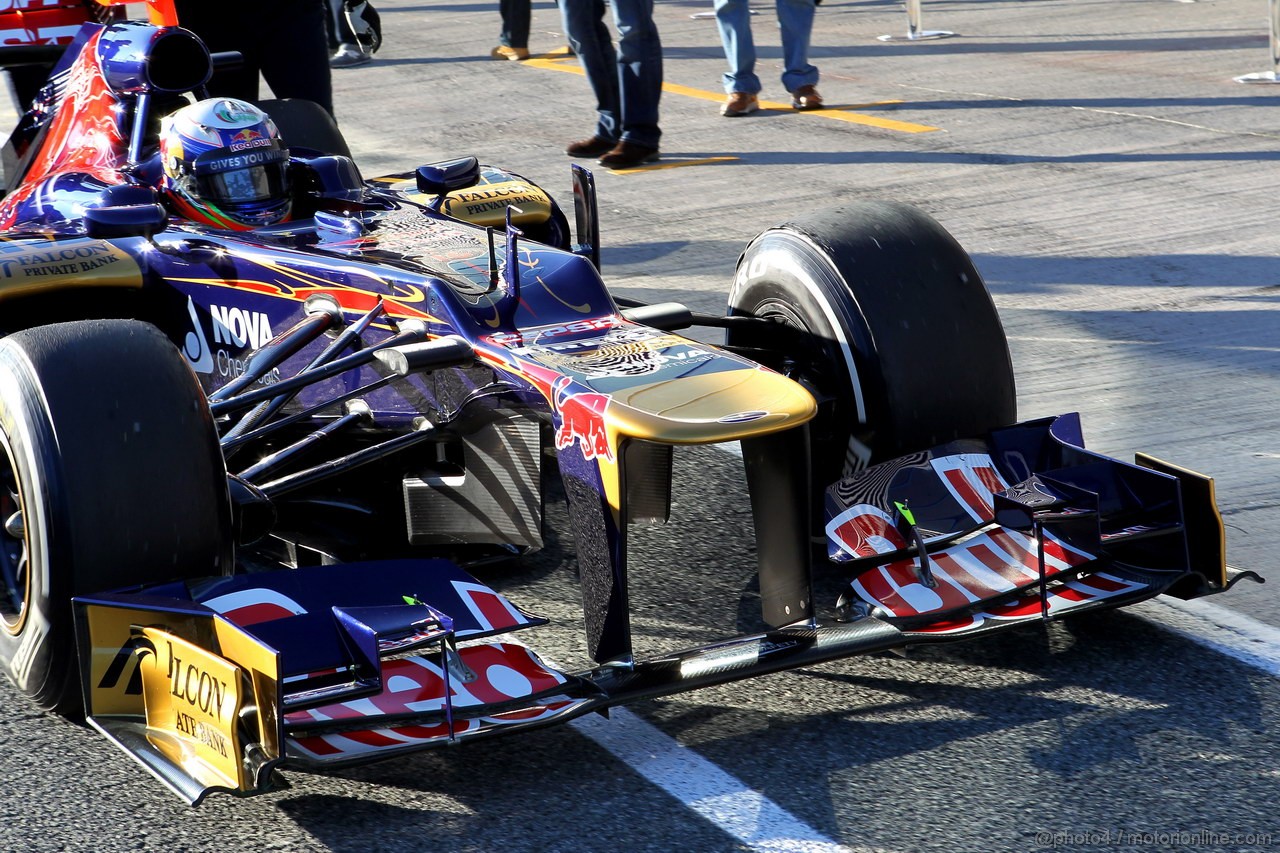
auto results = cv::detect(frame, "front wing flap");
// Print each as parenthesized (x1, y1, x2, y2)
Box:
(824, 413, 1236, 626)
(72, 558, 588, 804)
(74, 593, 285, 804)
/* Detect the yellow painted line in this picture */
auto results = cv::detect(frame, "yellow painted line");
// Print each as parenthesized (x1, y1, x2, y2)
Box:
(666, 82, 937, 132)
(798, 105, 937, 133)
(603, 155, 739, 175)
(525, 57, 939, 133)
(526, 56, 585, 70)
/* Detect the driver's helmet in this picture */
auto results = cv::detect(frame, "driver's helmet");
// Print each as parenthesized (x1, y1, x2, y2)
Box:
(159, 98, 291, 229)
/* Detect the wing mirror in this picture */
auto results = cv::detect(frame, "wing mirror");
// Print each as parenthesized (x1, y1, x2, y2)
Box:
(415, 156, 481, 196)
(83, 184, 169, 239)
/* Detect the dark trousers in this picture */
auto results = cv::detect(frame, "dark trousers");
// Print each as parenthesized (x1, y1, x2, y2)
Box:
(174, 0, 334, 117)
(499, 0, 531, 49)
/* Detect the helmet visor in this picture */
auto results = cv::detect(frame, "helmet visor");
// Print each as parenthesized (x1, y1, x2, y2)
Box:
(192, 144, 289, 208)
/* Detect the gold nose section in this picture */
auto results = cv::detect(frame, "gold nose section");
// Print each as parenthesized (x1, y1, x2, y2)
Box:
(605, 368, 816, 445)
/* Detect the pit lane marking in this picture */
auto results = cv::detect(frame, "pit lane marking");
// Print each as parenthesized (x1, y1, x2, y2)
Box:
(602, 155, 739, 174)
(1133, 597, 1280, 677)
(524, 56, 940, 134)
(1009, 334, 1280, 354)
(572, 708, 881, 853)
(530, 641, 866, 851)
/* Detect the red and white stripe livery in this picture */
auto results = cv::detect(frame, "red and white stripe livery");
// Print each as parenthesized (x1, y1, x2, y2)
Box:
(284, 643, 587, 761)
(910, 572, 1149, 635)
(831, 454, 1097, 619)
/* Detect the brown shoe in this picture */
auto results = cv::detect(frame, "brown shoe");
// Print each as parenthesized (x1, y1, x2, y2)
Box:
(721, 92, 759, 117)
(491, 45, 530, 61)
(597, 141, 659, 169)
(791, 84, 824, 110)
(566, 135, 617, 158)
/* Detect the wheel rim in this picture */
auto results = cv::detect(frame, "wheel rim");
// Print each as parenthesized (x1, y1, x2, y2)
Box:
(747, 297, 875, 473)
(749, 297, 848, 411)
(0, 432, 29, 635)
(749, 299, 823, 381)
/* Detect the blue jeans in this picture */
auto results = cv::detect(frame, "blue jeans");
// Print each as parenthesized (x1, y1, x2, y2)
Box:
(714, 0, 818, 96)
(559, 0, 662, 147)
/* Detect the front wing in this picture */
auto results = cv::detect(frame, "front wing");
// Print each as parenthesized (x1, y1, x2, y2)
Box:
(73, 414, 1257, 803)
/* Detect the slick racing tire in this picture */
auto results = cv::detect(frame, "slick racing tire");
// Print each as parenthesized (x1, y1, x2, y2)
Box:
(0, 320, 232, 715)
(726, 201, 1016, 485)
(259, 98, 353, 158)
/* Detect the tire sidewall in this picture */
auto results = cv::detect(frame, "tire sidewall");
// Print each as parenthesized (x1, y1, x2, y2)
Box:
(0, 321, 232, 714)
(729, 229, 882, 475)
(0, 343, 70, 706)
(728, 204, 1016, 470)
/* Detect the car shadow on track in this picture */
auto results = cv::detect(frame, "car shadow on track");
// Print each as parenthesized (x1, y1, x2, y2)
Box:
(634, 608, 1278, 850)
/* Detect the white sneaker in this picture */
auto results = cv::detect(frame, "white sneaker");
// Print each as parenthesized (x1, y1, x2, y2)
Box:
(330, 44, 372, 68)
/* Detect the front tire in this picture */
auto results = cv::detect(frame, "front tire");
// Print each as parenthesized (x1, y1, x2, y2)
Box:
(0, 320, 232, 714)
(727, 201, 1016, 484)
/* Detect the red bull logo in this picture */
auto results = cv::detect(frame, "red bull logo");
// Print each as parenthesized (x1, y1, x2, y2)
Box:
(552, 376, 613, 462)
(227, 128, 271, 152)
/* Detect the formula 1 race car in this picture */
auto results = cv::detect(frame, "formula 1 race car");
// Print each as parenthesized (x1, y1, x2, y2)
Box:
(0, 1, 1260, 803)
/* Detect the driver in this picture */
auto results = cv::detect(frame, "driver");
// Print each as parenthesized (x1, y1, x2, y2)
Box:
(158, 98, 293, 230)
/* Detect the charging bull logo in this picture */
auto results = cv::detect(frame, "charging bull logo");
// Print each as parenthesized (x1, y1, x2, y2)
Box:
(552, 376, 614, 462)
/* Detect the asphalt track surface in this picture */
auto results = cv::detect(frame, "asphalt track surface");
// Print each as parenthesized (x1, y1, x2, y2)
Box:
(4, 0, 1280, 850)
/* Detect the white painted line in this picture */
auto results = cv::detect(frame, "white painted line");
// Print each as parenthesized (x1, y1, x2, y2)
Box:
(1006, 335, 1157, 346)
(1131, 596, 1280, 677)
(532, 638, 871, 850)
(571, 708, 885, 853)
(1006, 335, 1280, 354)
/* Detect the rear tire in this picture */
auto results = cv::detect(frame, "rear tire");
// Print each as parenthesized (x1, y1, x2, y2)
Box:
(0, 320, 232, 714)
(726, 201, 1016, 484)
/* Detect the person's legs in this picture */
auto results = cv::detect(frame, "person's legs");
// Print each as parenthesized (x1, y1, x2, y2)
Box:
(776, 0, 818, 94)
(257, 0, 335, 115)
(329, 0, 374, 66)
(560, 0, 620, 143)
(174, 0, 262, 104)
(499, 0, 532, 48)
(610, 0, 661, 148)
(328, 0, 358, 48)
(713, 0, 759, 95)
